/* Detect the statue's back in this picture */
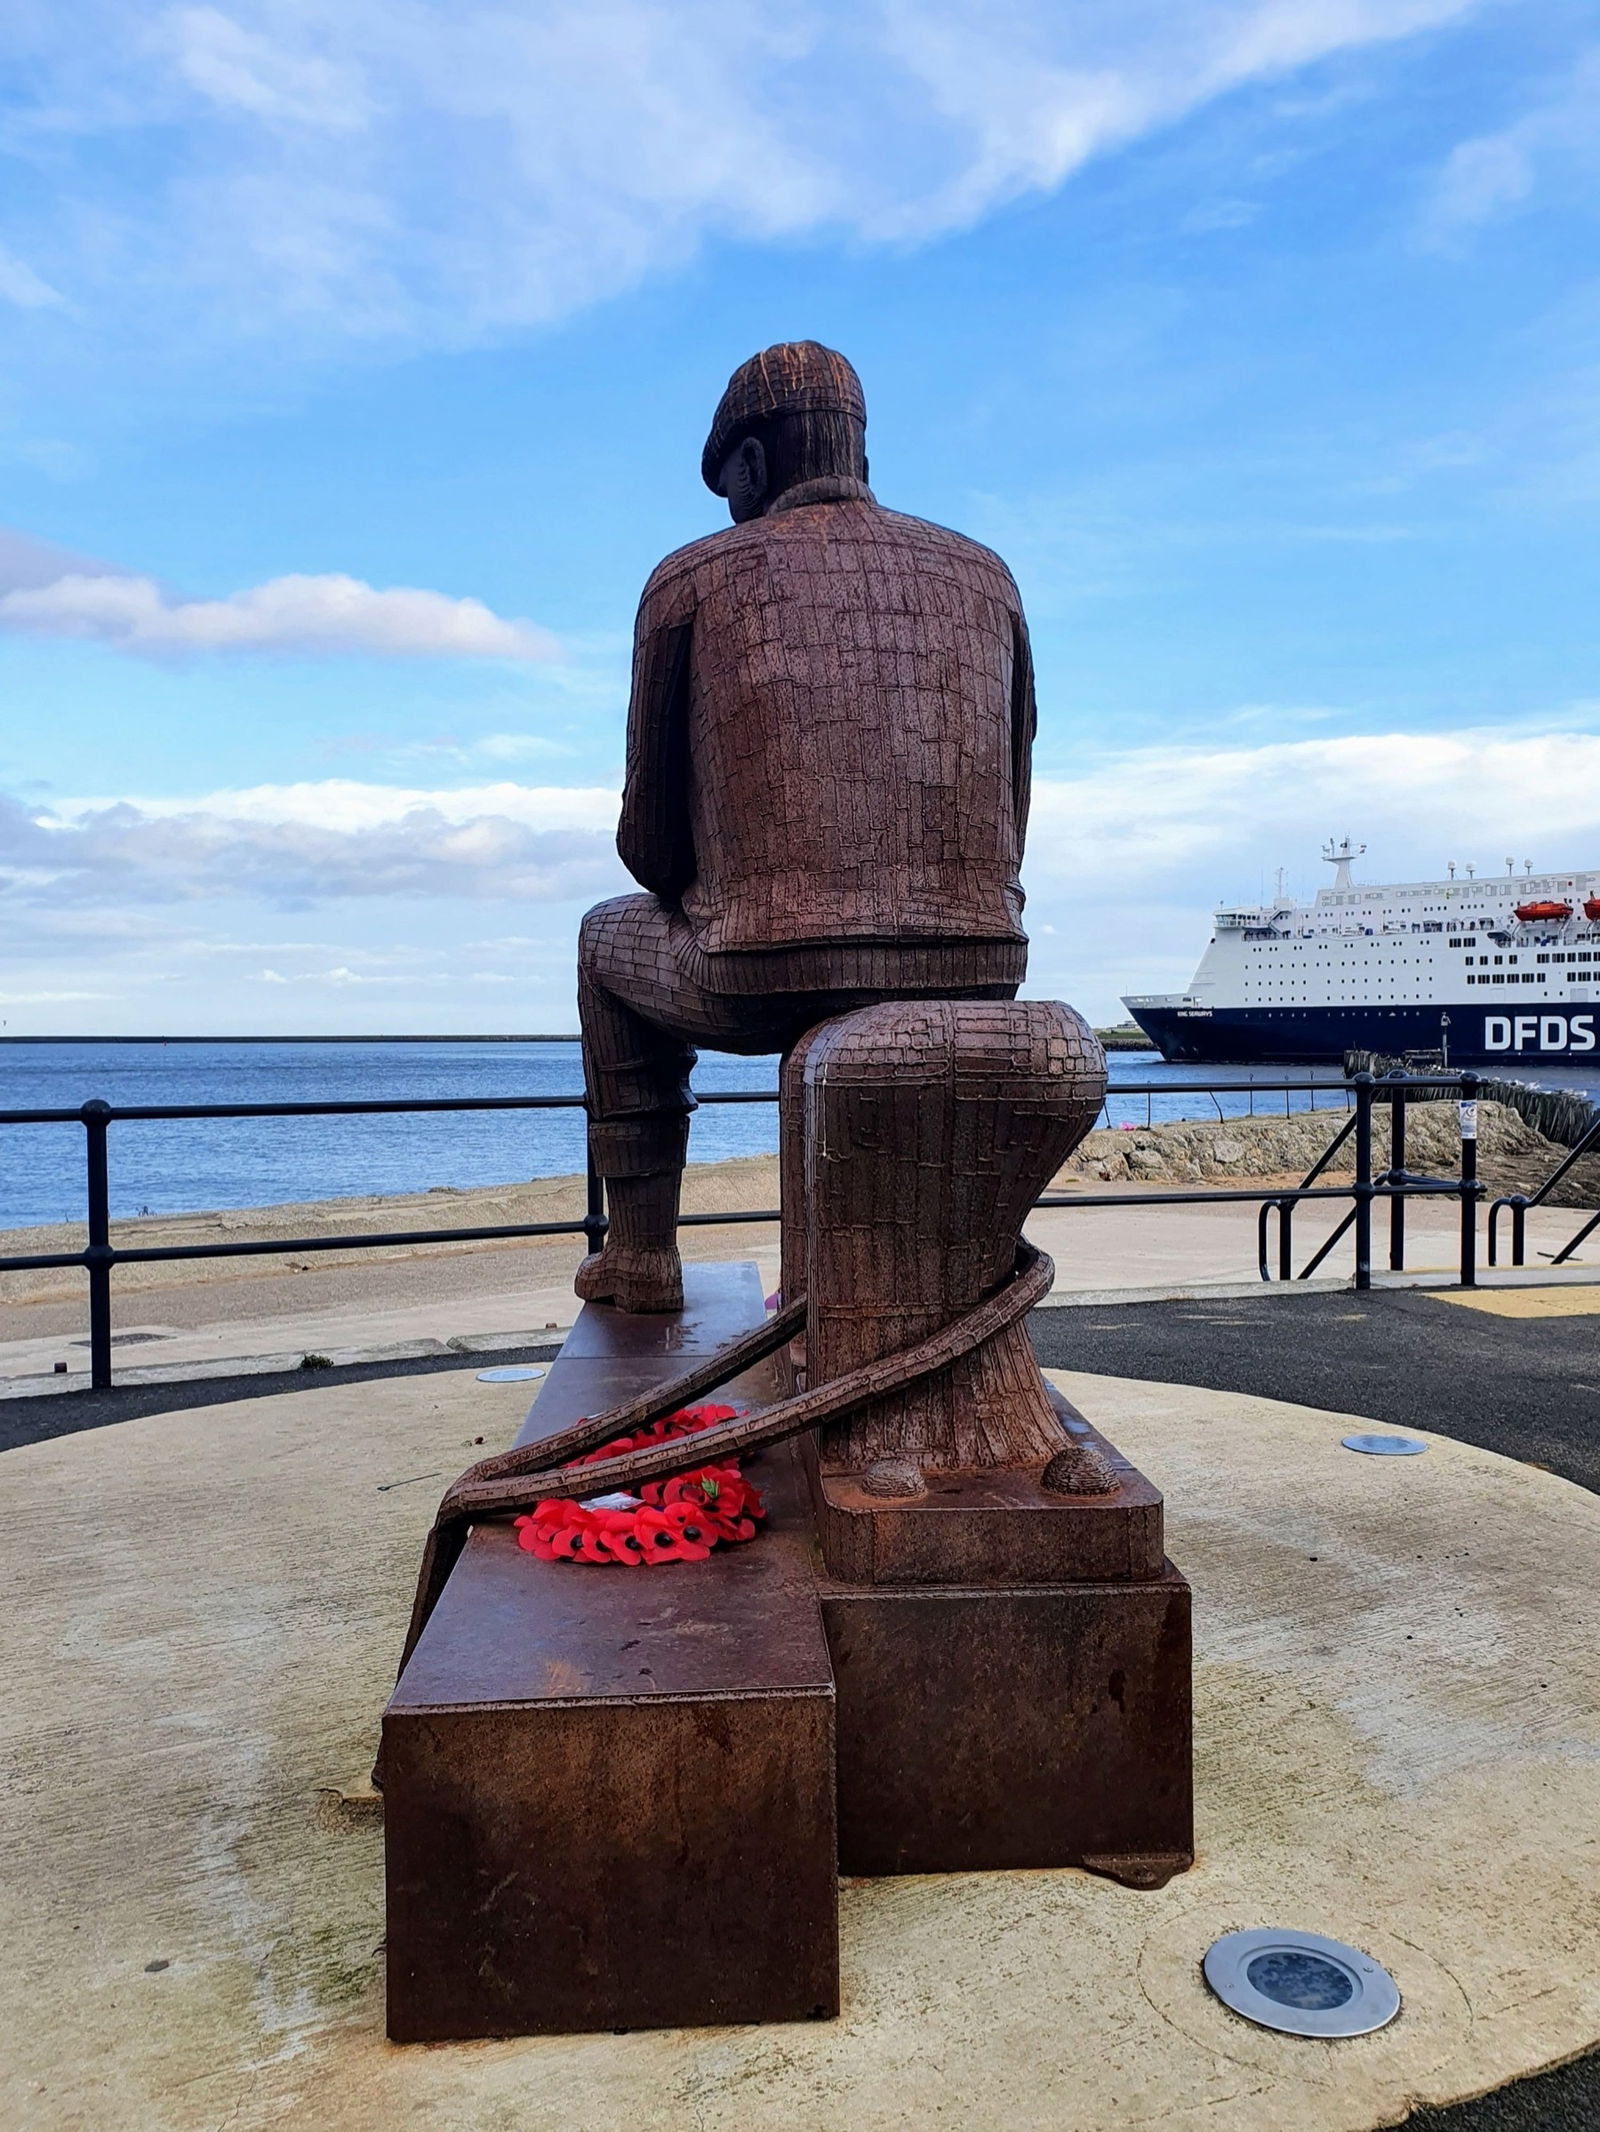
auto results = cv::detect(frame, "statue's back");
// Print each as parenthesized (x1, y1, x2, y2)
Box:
(644, 495, 1033, 958)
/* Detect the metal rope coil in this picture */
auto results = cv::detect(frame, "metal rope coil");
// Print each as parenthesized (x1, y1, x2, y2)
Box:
(392, 1242, 1055, 1687)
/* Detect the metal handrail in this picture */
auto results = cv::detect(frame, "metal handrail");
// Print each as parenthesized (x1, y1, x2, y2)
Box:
(0, 1070, 1465, 1391)
(1487, 1112, 1600, 1268)
(1259, 1072, 1483, 1283)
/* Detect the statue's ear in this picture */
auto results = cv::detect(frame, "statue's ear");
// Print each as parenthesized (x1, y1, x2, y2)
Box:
(719, 434, 769, 522)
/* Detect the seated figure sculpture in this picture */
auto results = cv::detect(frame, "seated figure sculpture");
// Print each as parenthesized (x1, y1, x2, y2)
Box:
(578, 341, 1038, 1310)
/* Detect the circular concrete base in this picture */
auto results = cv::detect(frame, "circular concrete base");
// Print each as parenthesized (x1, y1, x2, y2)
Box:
(2, 1364, 1598, 2132)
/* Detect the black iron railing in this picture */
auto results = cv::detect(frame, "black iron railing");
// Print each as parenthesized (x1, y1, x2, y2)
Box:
(1488, 1108, 1600, 1270)
(1257, 1070, 1483, 1285)
(2, 1071, 1486, 1391)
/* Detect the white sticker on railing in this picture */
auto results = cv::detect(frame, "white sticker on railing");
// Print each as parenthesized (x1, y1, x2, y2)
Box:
(1459, 1101, 1479, 1140)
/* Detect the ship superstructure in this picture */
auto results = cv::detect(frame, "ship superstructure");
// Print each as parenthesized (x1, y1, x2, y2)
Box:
(1124, 840, 1600, 1064)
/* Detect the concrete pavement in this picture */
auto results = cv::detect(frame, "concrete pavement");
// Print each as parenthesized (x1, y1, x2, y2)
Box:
(4, 1174, 1593, 1397)
(4, 1350, 1600, 2131)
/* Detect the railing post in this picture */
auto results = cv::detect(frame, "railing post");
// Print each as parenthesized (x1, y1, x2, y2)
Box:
(1353, 1073, 1373, 1291)
(1513, 1198, 1526, 1268)
(1258, 1200, 1291, 1282)
(81, 1098, 113, 1390)
(582, 1146, 608, 1258)
(1458, 1072, 1479, 1288)
(1388, 1080, 1407, 1272)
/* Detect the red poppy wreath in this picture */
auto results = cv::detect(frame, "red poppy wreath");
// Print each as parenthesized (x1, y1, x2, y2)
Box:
(514, 1403, 767, 1567)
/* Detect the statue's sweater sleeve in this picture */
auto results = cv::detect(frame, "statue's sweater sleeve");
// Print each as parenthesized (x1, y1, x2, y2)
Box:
(617, 559, 696, 902)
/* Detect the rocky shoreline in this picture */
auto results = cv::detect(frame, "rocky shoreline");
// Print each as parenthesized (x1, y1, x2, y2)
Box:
(1056, 1099, 1598, 1205)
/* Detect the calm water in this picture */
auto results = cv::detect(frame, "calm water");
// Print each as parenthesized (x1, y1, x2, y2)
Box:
(3, 1040, 1595, 1229)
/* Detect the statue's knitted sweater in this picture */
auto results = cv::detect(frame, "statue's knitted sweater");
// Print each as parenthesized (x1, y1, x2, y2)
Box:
(617, 477, 1034, 995)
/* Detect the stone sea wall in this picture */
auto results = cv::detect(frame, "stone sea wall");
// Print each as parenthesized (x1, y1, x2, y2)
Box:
(1058, 1099, 1599, 1205)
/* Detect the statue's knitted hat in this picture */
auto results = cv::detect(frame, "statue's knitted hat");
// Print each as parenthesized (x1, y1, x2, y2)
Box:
(701, 342, 866, 492)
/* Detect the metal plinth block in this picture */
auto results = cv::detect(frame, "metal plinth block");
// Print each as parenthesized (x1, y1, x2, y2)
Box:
(382, 1264, 839, 2042)
(820, 1563, 1193, 1886)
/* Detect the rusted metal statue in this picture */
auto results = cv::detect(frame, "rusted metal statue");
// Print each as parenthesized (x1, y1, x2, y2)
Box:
(576, 340, 1036, 1312)
(382, 347, 1193, 2044)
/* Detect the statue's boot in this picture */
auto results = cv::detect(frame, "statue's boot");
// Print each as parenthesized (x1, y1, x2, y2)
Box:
(574, 1170, 684, 1312)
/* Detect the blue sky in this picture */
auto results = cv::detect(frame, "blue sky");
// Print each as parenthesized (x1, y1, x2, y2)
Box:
(2, 0, 1598, 1033)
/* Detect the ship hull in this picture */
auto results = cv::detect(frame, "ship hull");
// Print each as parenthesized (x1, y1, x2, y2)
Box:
(1126, 1002, 1600, 1067)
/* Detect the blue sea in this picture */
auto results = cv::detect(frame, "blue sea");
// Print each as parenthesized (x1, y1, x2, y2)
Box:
(3, 1039, 1595, 1230)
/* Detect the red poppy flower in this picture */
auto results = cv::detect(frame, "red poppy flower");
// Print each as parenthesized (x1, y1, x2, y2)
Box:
(658, 1504, 714, 1561)
(572, 1522, 614, 1563)
(598, 1520, 649, 1565)
(631, 1506, 685, 1561)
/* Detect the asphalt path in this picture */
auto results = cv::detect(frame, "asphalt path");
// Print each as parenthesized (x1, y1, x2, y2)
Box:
(1032, 1286, 1599, 2131)
(1030, 1287, 1600, 1495)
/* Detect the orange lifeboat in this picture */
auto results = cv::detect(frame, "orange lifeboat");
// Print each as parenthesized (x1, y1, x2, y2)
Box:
(1587, 897, 1600, 922)
(1515, 899, 1573, 922)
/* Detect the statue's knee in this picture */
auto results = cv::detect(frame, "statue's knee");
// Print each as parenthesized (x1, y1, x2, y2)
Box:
(578, 895, 641, 975)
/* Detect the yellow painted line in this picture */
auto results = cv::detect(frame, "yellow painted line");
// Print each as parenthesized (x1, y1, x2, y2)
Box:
(1432, 1286, 1600, 1318)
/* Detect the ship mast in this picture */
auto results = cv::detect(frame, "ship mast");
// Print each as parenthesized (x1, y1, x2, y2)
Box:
(1321, 836, 1365, 894)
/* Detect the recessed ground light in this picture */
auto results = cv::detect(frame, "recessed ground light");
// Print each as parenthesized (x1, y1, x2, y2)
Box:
(1341, 1433, 1427, 1456)
(476, 1365, 547, 1384)
(1203, 1928, 1400, 2037)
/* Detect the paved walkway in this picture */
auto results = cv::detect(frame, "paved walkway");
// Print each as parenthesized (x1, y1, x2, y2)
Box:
(4, 1184, 1592, 1396)
(3, 1348, 1599, 2130)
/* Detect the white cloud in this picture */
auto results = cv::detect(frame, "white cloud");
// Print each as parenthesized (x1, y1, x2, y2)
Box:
(7, 719, 1599, 956)
(0, 570, 556, 660)
(2, 779, 624, 907)
(1022, 723, 1600, 1013)
(0, 988, 111, 1004)
(1179, 197, 1262, 232)
(1027, 727, 1600, 891)
(6, 721, 1600, 1025)
(115, 778, 621, 831)
(165, 5, 371, 130)
(0, 244, 65, 311)
(1, 0, 1483, 353)
(1420, 50, 1600, 246)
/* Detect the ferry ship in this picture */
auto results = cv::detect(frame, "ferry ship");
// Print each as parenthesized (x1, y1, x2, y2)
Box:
(1124, 840, 1600, 1065)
